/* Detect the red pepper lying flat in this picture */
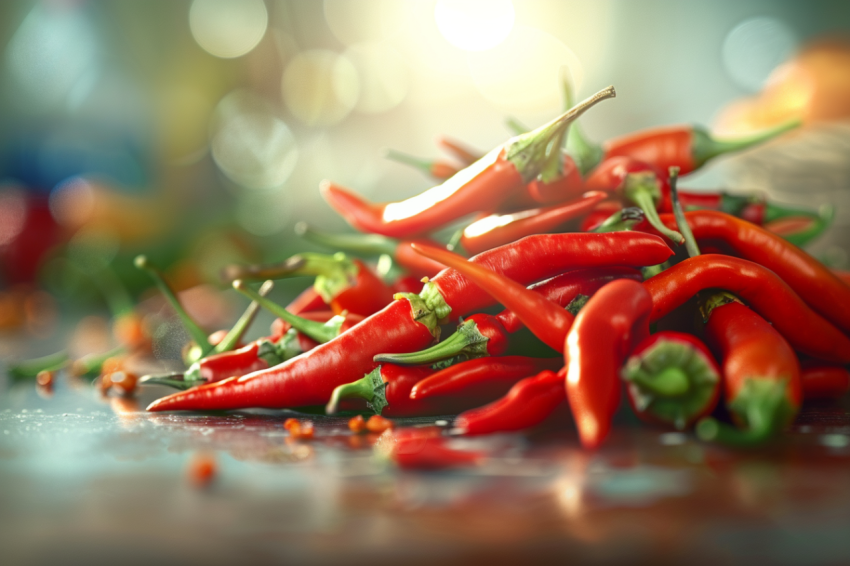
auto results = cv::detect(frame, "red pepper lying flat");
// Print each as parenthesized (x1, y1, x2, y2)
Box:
(643, 255, 850, 364)
(459, 191, 606, 255)
(322, 87, 615, 238)
(649, 210, 850, 335)
(621, 331, 721, 430)
(800, 362, 850, 400)
(147, 233, 670, 412)
(601, 119, 800, 176)
(696, 293, 802, 446)
(453, 369, 566, 436)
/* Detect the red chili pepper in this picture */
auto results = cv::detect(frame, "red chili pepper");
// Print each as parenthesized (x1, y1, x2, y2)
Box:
(643, 254, 850, 363)
(498, 153, 586, 211)
(409, 356, 562, 401)
(322, 87, 615, 238)
(437, 136, 482, 166)
(696, 293, 802, 446)
(147, 232, 670, 413)
(648, 210, 850, 336)
(565, 279, 653, 448)
(621, 331, 721, 430)
(459, 191, 607, 255)
(601, 119, 800, 176)
(800, 362, 850, 400)
(294, 223, 446, 280)
(580, 200, 623, 232)
(832, 269, 850, 286)
(390, 436, 484, 470)
(383, 148, 461, 181)
(584, 156, 684, 243)
(453, 369, 566, 436)
(284, 286, 327, 316)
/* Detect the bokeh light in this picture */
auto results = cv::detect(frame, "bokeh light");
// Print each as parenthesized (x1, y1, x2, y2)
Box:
(466, 26, 583, 113)
(723, 17, 798, 92)
(281, 50, 360, 126)
(344, 42, 409, 114)
(189, 0, 268, 59)
(49, 177, 96, 227)
(210, 91, 298, 190)
(434, 0, 515, 52)
(323, 0, 411, 46)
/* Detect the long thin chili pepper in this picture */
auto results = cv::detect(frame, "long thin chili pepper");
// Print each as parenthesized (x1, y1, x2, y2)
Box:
(696, 293, 802, 446)
(322, 86, 616, 238)
(584, 156, 684, 243)
(459, 191, 606, 255)
(648, 210, 850, 335)
(147, 232, 670, 412)
(437, 136, 482, 166)
(621, 331, 720, 430)
(642, 254, 850, 363)
(800, 362, 850, 400)
(383, 148, 460, 181)
(294, 223, 445, 280)
(602, 118, 800, 176)
(453, 369, 566, 436)
(223, 253, 394, 317)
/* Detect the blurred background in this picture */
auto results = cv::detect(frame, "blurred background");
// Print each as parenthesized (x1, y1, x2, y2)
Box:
(1, 0, 850, 363)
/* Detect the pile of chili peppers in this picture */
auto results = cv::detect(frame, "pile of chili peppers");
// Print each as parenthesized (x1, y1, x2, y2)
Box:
(13, 82, 850, 468)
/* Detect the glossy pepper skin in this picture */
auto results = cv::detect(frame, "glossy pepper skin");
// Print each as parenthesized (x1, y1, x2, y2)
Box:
(147, 232, 668, 413)
(621, 331, 721, 430)
(459, 191, 607, 255)
(650, 210, 850, 335)
(454, 369, 566, 436)
(696, 296, 802, 446)
(584, 156, 684, 244)
(410, 356, 562, 401)
(643, 255, 850, 364)
(601, 119, 800, 176)
(800, 363, 850, 400)
(322, 87, 616, 238)
(498, 154, 586, 212)
(565, 279, 653, 449)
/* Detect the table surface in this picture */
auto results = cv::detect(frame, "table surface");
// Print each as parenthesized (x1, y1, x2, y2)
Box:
(2, 376, 850, 566)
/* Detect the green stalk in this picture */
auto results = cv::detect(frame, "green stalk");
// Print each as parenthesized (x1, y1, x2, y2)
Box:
(505, 117, 529, 136)
(135, 255, 213, 355)
(692, 118, 801, 167)
(373, 318, 489, 366)
(8, 350, 69, 379)
(325, 367, 387, 415)
(668, 167, 701, 258)
(139, 373, 191, 390)
(294, 222, 398, 257)
(383, 148, 436, 176)
(232, 280, 342, 344)
(623, 174, 684, 244)
(70, 346, 126, 378)
(212, 280, 273, 355)
(560, 66, 604, 174)
(592, 207, 645, 233)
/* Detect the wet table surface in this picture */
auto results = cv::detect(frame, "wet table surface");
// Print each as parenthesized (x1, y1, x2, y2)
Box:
(2, 377, 850, 566)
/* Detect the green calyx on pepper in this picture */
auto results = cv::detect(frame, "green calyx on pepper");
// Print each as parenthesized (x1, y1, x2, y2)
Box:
(373, 317, 490, 366)
(325, 366, 388, 416)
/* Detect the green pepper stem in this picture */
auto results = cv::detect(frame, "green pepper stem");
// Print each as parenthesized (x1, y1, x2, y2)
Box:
(383, 148, 436, 176)
(325, 373, 376, 415)
(139, 373, 197, 390)
(696, 417, 775, 447)
(772, 204, 835, 248)
(373, 319, 487, 365)
(668, 167, 701, 258)
(763, 201, 824, 223)
(232, 280, 340, 343)
(693, 118, 801, 167)
(8, 350, 69, 379)
(505, 117, 529, 136)
(593, 207, 645, 233)
(70, 346, 126, 378)
(212, 280, 273, 355)
(135, 255, 213, 354)
(560, 66, 603, 174)
(628, 188, 684, 245)
(294, 222, 398, 257)
(629, 366, 691, 397)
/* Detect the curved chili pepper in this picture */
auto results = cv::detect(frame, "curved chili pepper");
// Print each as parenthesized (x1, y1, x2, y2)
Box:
(696, 293, 802, 446)
(621, 331, 721, 430)
(322, 87, 615, 238)
(148, 232, 670, 413)
(832, 269, 850, 286)
(410, 356, 562, 401)
(649, 210, 850, 335)
(383, 148, 460, 181)
(565, 279, 653, 448)
(454, 369, 566, 436)
(223, 253, 394, 318)
(643, 254, 850, 363)
(437, 136, 482, 166)
(584, 156, 684, 244)
(459, 191, 606, 255)
(294, 223, 445, 280)
(800, 362, 850, 400)
(601, 118, 800, 176)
